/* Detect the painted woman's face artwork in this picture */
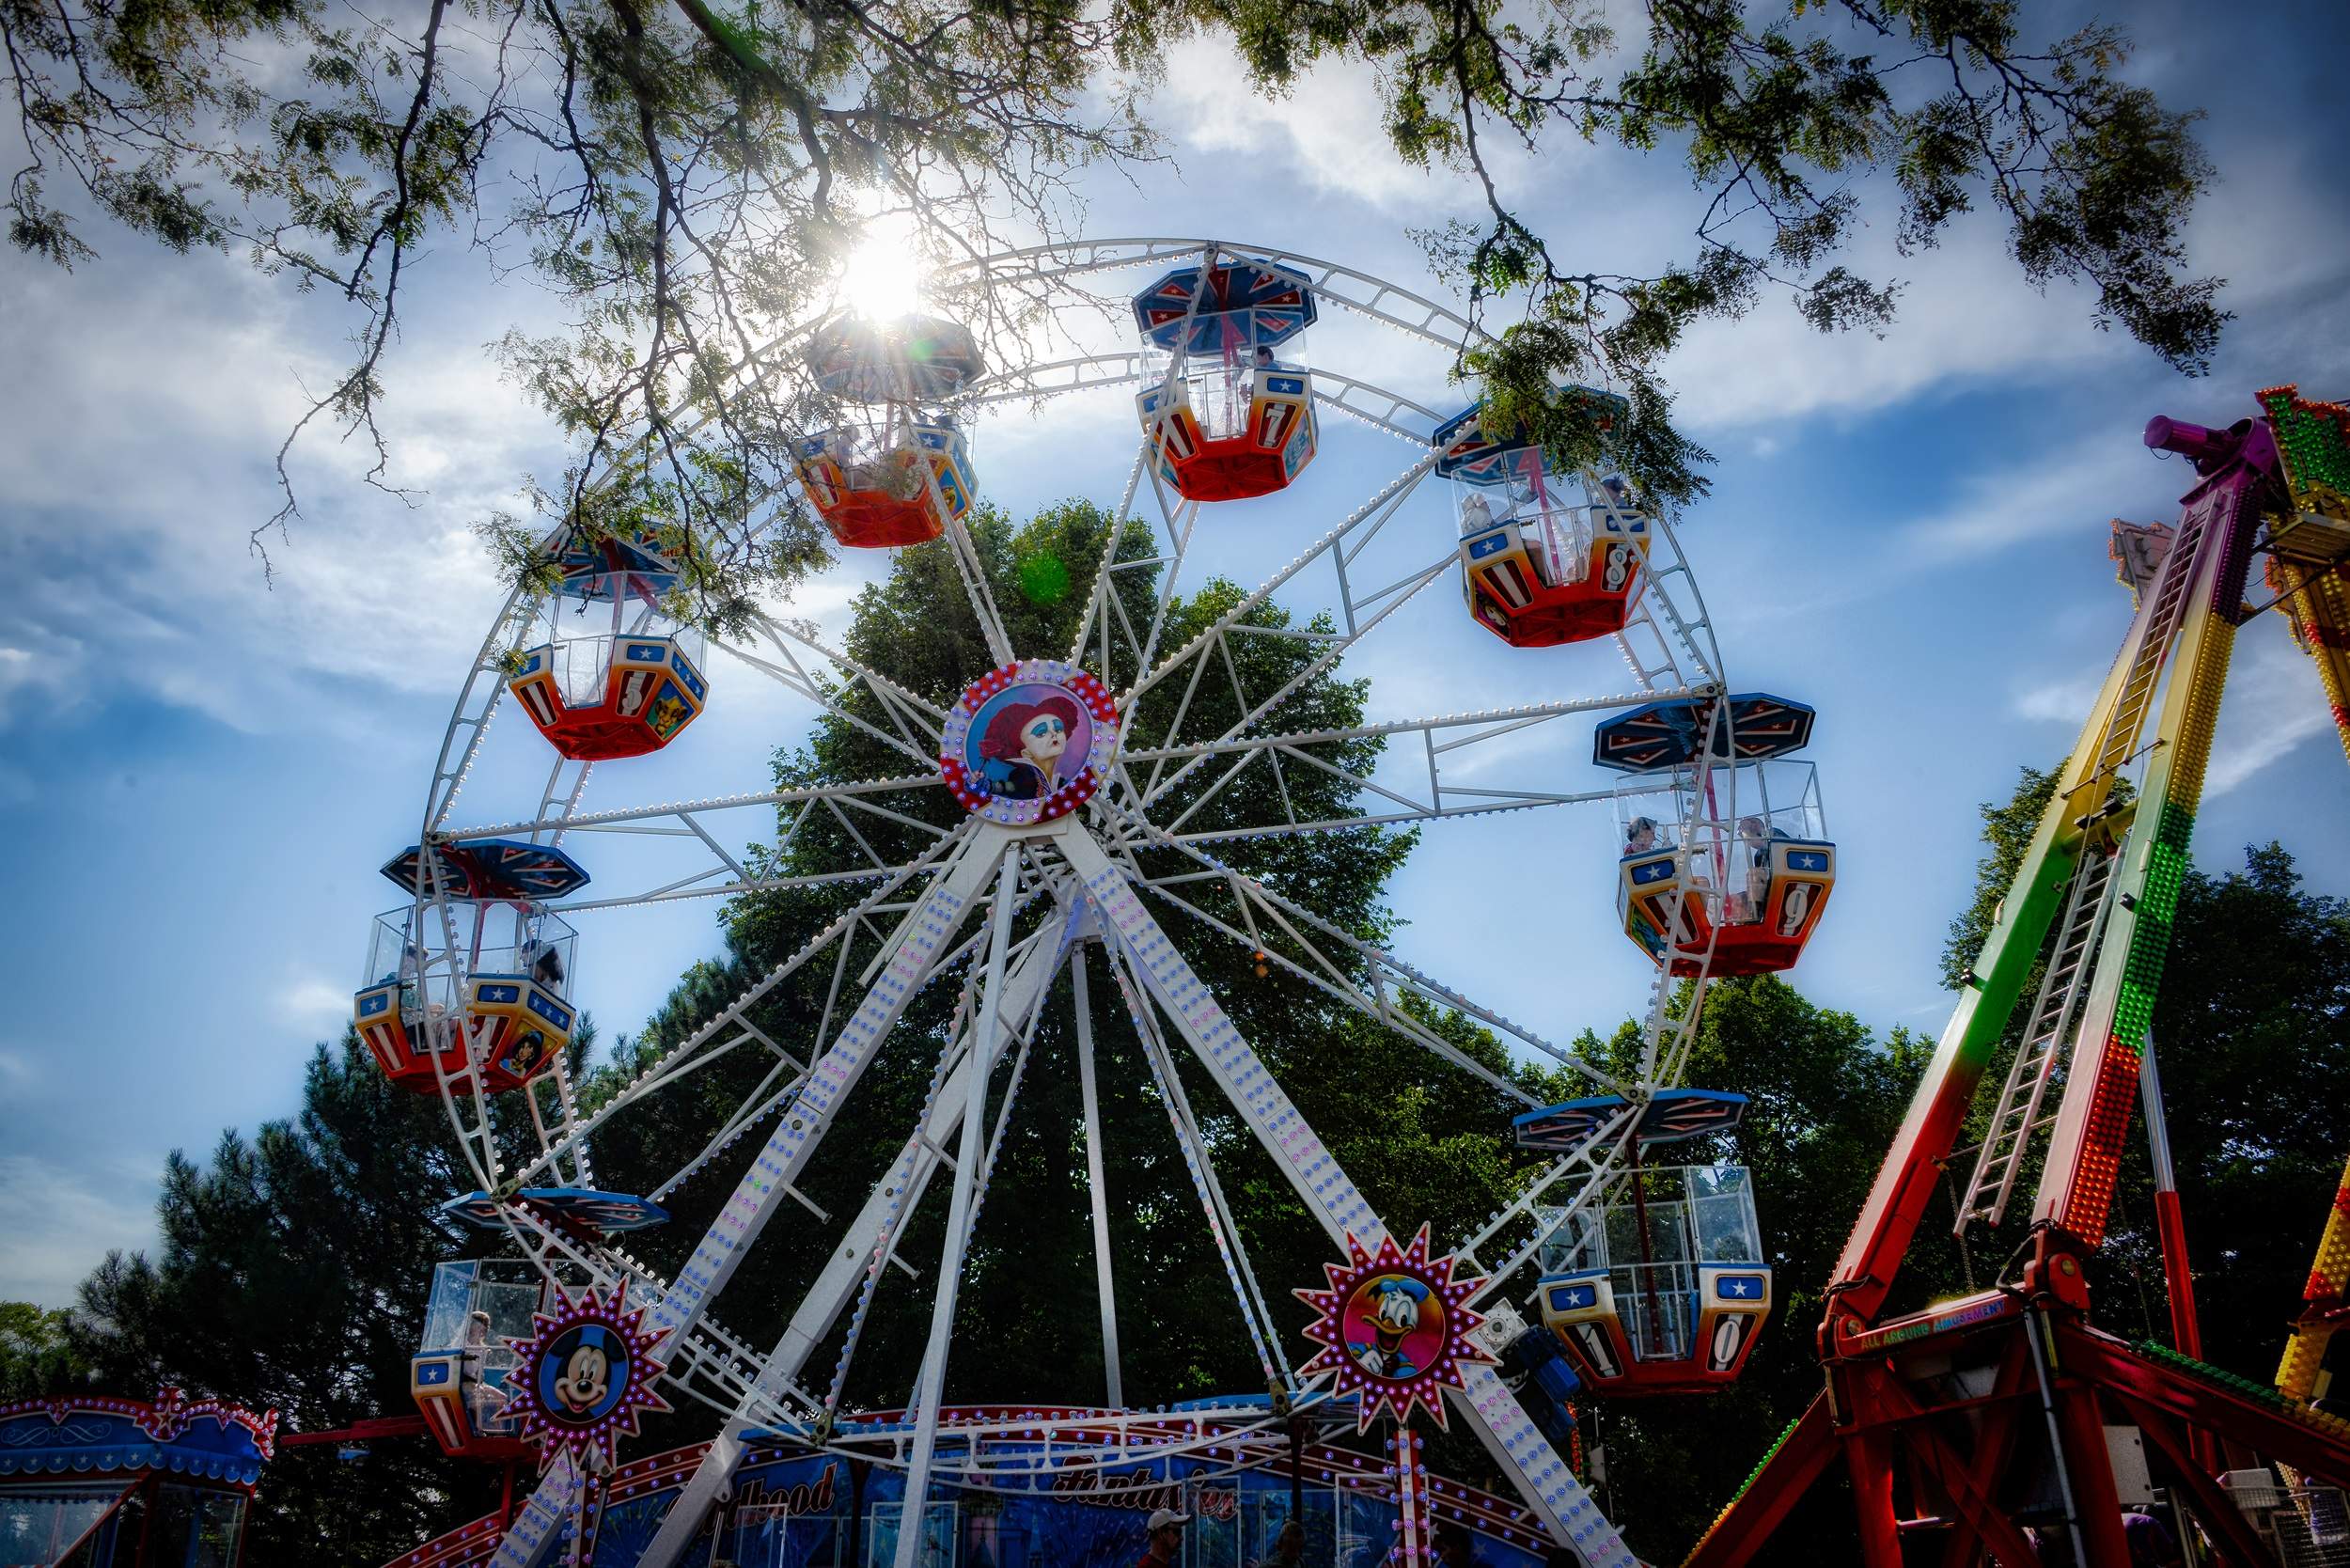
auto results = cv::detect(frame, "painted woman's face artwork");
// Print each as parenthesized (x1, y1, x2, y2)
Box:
(1019, 712, 1068, 764)
(940, 663, 1119, 827)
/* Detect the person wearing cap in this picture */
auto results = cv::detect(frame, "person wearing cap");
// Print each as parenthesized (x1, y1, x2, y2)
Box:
(1138, 1508, 1189, 1568)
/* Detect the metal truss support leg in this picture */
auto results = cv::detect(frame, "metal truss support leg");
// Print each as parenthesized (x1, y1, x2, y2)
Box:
(1844, 1422, 1901, 1568)
(1054, 828, 1633, 1568)
(627, 883, 1075, 1568)
(893, 854, 1026, 1568)
(1073, 943, 1125, 1407)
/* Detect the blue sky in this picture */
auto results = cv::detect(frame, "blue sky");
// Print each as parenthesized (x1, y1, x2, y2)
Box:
(3, 0, 2347, 1309)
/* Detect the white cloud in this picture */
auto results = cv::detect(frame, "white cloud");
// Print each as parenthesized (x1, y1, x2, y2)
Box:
(0, 1047, 35, 1090)
(2012, 668, 2109, 724)
(1896, 436, 2167, 565)
(0, 247, 546, 737)
(2204, 623, 2340, 799)
(274, 975, 353, 1027)
(1155, 44, 1461, 212)
(0, 1154, 158, 1308)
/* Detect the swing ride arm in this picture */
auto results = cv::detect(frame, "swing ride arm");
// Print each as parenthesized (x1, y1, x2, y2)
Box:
(1823, 416, 2273, 1337)
(1684, 409, 2288, 1568)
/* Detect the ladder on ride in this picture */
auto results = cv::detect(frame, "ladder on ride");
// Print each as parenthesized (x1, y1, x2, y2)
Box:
(1953, 845, 2116, 1229)
(1953, 479, 2203, 1232)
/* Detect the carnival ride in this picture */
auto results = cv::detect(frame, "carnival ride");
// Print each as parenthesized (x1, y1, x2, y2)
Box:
(0, 1390, 274, 1568)
(1678, 388, 2350, 1568)
(344, 238, 1843, 1568)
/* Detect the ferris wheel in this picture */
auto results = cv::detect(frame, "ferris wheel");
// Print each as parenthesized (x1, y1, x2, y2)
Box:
(355, 239, 1841, 1568)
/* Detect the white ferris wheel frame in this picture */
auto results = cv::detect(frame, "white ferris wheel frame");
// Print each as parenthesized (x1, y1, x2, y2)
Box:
(392, 238, 1778, 1568)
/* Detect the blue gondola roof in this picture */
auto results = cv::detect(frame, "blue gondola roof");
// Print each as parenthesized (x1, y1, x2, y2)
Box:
(0, 1392, 275, 1487)
(551, 525, 689, 602)
(1434, 389, 1631, 484)
(380, 839, 591, 902)
(806, 313, 984, 402)
(1513, 1089, 1748, 1151)
(442, 1188, 670, 1235)
(1591, 693, 1817, 773)
(1132, 259, 1317, 353)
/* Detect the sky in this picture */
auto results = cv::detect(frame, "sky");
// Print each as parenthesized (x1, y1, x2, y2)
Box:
(3, 0, 2348, 1309)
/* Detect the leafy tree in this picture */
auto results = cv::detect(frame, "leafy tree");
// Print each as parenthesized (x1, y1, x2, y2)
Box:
(3, 0, 2225, 591)
(583, 496, 1563, 1416)
(60, 1032, 594, 1568)
(2095, 842, 2350, 1379)
(0, 1301, 92, 1398)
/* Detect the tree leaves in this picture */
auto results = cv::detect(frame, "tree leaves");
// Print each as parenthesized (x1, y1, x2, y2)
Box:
(6, 0, 2225, 600)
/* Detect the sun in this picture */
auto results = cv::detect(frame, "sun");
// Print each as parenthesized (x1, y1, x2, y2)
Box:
(838, 212, 927, 321)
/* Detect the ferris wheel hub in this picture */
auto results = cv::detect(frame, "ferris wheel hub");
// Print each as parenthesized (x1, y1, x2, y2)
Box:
(937, 659, 1120, 826)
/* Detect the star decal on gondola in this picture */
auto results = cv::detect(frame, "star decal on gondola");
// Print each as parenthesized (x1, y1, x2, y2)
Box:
(500, 1281, 670, 1474)
(1294, 1225, 1496, 1431)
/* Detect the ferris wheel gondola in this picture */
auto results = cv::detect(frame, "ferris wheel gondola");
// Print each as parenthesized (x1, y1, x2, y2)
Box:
(1599, 694, 1836, 978)
(507, 526, 709, 761)
(362, 237, 1843, 1568)
(1437, 394, 1650, 648)
(795, 313, 983, 548)
(1132, 256, 1319, 501)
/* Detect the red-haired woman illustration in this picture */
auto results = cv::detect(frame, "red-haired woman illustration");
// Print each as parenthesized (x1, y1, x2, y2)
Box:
(977, 695, 1084, 800)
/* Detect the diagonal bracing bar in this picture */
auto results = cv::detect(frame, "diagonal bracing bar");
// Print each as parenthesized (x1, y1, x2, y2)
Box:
(492, 824, 1021, 1568)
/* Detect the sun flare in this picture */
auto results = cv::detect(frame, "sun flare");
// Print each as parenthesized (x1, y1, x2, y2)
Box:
(838, 214, 926, 321)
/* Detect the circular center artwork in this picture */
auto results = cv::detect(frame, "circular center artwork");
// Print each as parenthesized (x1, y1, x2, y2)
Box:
(502, 1281, 669, 1472)
(535, 1323, 630, 1426)
(939, 660, 1119, 826)
(1340, 1270, 1448, 1380)
(1294, 1225, 1496, 1430)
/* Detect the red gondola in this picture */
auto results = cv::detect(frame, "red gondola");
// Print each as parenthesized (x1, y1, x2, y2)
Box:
(1438, 397, 1649, 648)
(1132, 258, 1319, 503)
(796, 315, 982, 548)
(508, 526, 709, 761)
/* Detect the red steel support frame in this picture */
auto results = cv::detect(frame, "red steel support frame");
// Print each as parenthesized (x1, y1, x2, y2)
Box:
(1681, 405, 2350, 1567)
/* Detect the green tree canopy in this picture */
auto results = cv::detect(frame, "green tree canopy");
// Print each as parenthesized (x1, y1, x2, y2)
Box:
(4, 0, 2227, 597)
(582, 497, 1565, 1414)
(56, 1034, 567, 1567)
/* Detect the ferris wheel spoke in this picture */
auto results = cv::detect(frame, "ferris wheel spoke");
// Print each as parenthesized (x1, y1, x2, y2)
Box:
(1095, 795, 1624, 1097)
(1454, 1114, 1642, 1293)
(503, 823, 979, 1189)
(1091, 928, 1295, 1391)
(1053, 831, 1632, 1567)
(635, 825, 1011, 1352)
(442, 775, 949, 844)
(1124, 553, 1452, 816)
(1118, 695, 1679, 843)
(720, 611, 949, 767)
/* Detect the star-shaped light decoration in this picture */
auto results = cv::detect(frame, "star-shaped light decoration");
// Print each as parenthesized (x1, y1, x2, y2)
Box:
(1294, 1225, 1496, 1431)
(500, 1281, 671, 1473)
